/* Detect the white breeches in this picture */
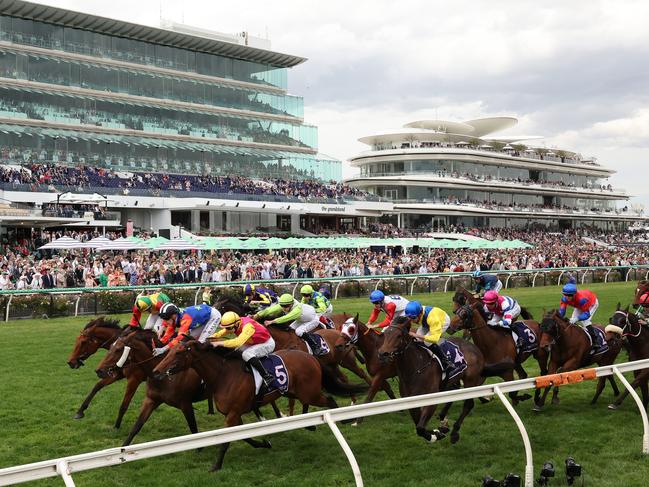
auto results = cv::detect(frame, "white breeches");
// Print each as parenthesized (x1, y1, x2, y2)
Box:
(190, 308, 222, 343)
(487, 303, 521, 327)
(144, 314, 163, 334)
(572, 299, 599, 328)
(291, 319, 321, 336)
(241, 338, 276, 361)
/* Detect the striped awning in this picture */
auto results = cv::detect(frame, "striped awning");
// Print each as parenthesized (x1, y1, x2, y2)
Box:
(39, 236, 84, 249)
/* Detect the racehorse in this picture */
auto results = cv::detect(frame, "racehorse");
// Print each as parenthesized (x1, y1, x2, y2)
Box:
(217, 297, 372, 411)
(378, 316, 486, 444)
(450, 289, 548, 405)
(607, 305, 649, 410)
(67, 317, 125, 420)
(534, 310, 622, 411)
(153, 335, 368, 472)
(95, 329, 214, 445)
(633, 280, 649, 306)
(334, 315, 397, 423)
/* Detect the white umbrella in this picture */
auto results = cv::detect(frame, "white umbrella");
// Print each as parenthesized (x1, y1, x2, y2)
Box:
(99, 238, 149, 250)
(154, 238, 206, 251)
(85, 236, 112, 249)
(503, 144, 514, 150)
(39, 236, 84, 250)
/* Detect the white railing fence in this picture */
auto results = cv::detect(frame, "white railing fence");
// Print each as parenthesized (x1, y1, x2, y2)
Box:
(1, 359, 648, 487)
(2, 265, 649, 322)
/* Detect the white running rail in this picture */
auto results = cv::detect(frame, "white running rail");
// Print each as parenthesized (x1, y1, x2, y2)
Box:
(1, 359, 648, 487)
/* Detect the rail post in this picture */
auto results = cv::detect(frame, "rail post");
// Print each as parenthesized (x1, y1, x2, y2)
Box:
(531, 272, 540, 288)
(5, 295, 12, 322)
(444, 276, 452, 292)
(557, 270, 567, 286)
(505, 273, 514, 289)
(604, 268, 613, 283)
(410, 277, 418, 295)
(56, 460, 75, 487)
(74, 295, 81, 317)
(194, 287, 202, 305)
(494, 385, 534, 487)
(324, 412, 363, 487)
(612, 367, 649, 454)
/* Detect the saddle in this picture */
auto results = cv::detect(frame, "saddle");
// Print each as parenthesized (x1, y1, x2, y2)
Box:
(581, 325, 609, 356)
(510, 321, 538, 355)
(303, 333, 330, 356)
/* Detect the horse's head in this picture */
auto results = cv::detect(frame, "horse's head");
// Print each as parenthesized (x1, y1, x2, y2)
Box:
(378, 316, 412, 364)
(539, 310, 563, 351)
(153, 335, 203, 380)
(95, 329, 156, 379)
(449, 303, 481, 334)
(452, 287, 474, 312)
(335, 314, 360, 352)
(67, 317, 120, 368)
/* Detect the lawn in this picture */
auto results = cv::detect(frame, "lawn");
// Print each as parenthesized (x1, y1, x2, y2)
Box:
(1, 281, 648, 486)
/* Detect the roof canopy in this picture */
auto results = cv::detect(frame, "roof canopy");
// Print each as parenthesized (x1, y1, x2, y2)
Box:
(0, 0, 306, 68)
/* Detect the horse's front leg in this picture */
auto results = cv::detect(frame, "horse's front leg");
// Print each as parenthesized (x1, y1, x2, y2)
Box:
(533, 359, 559, 412)
(114, 376, 142, 429)
(416, 404, 444, 443)
(450, 398, 475, 444)
(74, 377, 117, 419)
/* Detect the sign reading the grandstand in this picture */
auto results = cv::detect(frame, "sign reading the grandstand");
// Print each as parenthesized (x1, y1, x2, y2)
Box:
(321, 206, 347, 213)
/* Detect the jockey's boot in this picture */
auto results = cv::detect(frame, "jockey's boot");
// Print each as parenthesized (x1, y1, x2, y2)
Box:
(585, 325, 599, 347)
(249, 357, 274, 388)
(301, 332, 321, 354)
(429, 342, 452, 372)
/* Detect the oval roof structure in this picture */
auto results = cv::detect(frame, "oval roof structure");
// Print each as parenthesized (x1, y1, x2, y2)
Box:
(462, 117, 518, 137)
(404, 120, 476, 135)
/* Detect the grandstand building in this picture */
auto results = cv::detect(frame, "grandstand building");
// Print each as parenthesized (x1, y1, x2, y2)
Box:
(346, 117, 644, 230)
(0, 0, 389, 237)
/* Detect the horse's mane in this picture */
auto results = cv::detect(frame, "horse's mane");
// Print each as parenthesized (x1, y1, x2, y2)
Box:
(84, 316, 121, 330)
(130, 328, 163, 348)
(393, 316, 410, 327)
(215, 294, 246, 314)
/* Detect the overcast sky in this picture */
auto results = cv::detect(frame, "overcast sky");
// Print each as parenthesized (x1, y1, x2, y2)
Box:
(41, 0, 649, 208)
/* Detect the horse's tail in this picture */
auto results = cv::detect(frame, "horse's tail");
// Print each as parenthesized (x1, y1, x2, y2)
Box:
(519, 307, 533, 320)
(320, 364, 368, 397)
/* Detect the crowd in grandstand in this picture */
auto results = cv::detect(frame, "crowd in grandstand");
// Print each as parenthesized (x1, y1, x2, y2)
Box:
(1, 227, 648, 290)
(0, 163, 373, 202)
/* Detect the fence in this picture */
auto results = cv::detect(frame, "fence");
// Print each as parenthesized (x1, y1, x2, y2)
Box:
(1, 358, 648, 487)
(2, 265, 649, 321)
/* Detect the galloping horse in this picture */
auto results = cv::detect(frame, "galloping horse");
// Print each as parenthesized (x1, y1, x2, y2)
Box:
(334, 315, 397, 423)
(67, 317, 124, 420)
(95, 329, 213, 446)
(378, 316, 486, 444)
(450, 289, 547, 405)
(534, 310, 622, 411)
(153, 336, 367, 472)
(217, 298, 372, 405)
(608, 306, 649, 410)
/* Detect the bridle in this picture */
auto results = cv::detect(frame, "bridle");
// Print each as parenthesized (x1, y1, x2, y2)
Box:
(75, 329, 118, 361)
(453, 304, 487, 332)
(611, 310, 643, 338)
(380, 323, 413, 360)
(102, 335, 158, 377)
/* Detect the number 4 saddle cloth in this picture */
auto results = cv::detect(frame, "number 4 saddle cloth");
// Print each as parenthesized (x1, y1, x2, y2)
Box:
(251, 354, 290, 396)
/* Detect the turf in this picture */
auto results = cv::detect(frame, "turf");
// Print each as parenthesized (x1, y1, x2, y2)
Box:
(1, 281, 649, 486)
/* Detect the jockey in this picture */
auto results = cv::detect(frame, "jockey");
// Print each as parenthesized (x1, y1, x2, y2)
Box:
(318, 286, 332, 300)
(404, 301, 452, 371)
(473, 270, 503, 295)
(255, 293, 322, 353)
(482, 290, 521, 329)
(300, 284, 333, 327)
(210, 311, 275, 387)
(129, 292, 170, 332)
(635, 291, 649, 321)
(366, 290, 410, 331)
(243, 284, 278, 310)
(559, 280, 599, 329)
(153, 303, 222, 356)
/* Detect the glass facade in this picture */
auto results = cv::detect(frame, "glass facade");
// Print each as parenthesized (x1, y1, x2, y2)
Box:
(0, 86, 316, 148)
(0, 48, 304, 117)
(0, 13, 341, 181)
(0, 15, 288, 89)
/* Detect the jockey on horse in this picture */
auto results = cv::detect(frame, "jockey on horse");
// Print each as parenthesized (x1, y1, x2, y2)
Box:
(153, 303, 222, 356)
(403, 301, 452, 373)
(243, 284, 278, 311)
(300, 284, 334, 329)
(482, 290, 521, 328)
(129, 292, 170, 332)
(472, 270, 503, 296)
(366, 290, 410, 332)
(211, 311, 276, 387)
(254, 293, 323, 353)
(559, 278, 600, 344)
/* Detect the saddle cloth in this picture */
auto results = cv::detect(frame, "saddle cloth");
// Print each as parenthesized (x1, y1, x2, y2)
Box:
(251, 354, 290, 396)
(511, 321, 539, 354)
(582, 326, 609, 356)
(304, 333, 330, 356)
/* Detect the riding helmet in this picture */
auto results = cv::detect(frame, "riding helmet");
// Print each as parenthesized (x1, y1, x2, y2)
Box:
(159, 303, 180, 320)
(369, 290, 385, 303)
(300, 284, 314, 296)
(405, 301, 423, 319)
(279, 293, 294, 306)
(221, 311, 241, 328)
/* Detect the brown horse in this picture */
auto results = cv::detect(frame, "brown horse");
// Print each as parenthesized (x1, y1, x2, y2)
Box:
(450, 289, 547, 405)
(334, 315, 397, 423)
(534, 310, 622, 411)
(378, 316, 486, 444)
(633, 280, 649, 306)
(153, 336, 368, 472)
(607, 306, 649, 410)
(95, 329, 214, 446)
(67, 317, 124, 420)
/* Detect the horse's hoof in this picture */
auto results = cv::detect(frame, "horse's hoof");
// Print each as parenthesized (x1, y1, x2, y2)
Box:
(73, 413, 84, 420)
(113, 424, 121, 430)
(450, 432, 460, 444)
(280, 412, 287, 418)
(479, 396, 492, 404)
(262, 440, 272, 449)
(551, 397, 560, 405)
(532, 405, 543, 412)
(258, 416, 267, 422)
(608, 403, 619, 410)
(351, 421, 359, 427)
(518, 393, 532, 402)
(438, 424, 450, 435)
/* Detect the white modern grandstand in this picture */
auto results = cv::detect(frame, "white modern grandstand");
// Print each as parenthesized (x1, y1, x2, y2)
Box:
(346, 117, 644, 230)
(0, 0, 390, 239)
